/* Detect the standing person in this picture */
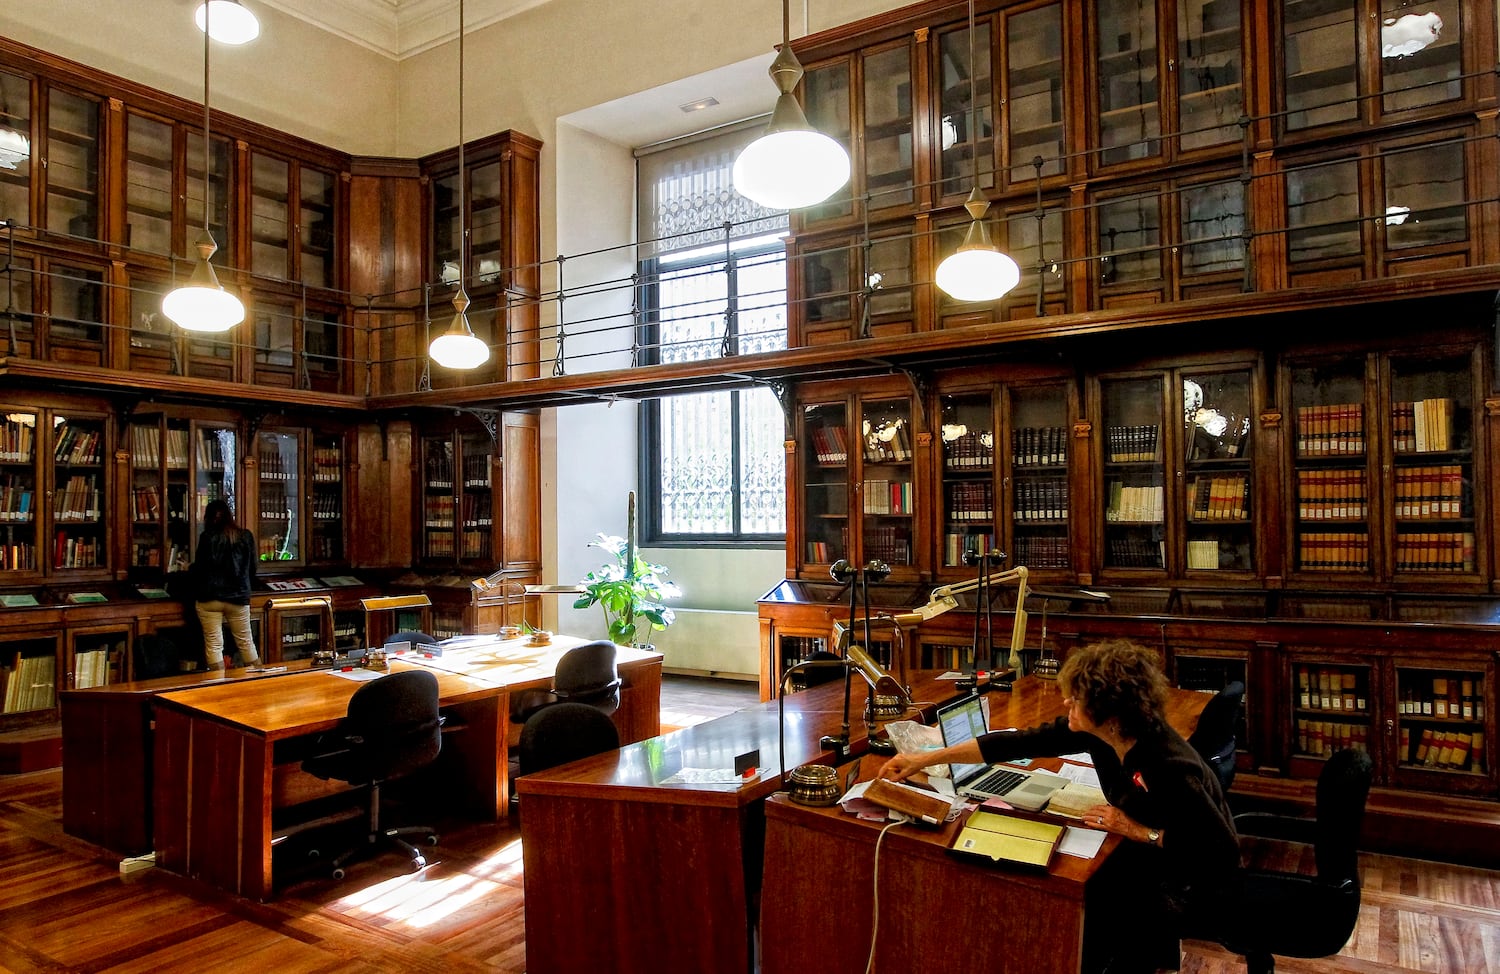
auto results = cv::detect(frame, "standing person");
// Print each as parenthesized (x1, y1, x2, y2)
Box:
(878, 639, 1239, 974)
(192, 499, 260, 670)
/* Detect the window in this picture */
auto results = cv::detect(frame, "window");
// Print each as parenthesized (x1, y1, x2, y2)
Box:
(637, 126, 788, 543)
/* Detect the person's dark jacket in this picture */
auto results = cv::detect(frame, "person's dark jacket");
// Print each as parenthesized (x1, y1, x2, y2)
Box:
(978, 716, 1240, 906)
(192, 528, 256, 604)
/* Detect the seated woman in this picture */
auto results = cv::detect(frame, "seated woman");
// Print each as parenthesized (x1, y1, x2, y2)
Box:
(878, 639, 1239, 974)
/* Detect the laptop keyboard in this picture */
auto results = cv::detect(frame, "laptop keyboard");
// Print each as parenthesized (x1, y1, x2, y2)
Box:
(968, 767, 1027, 796)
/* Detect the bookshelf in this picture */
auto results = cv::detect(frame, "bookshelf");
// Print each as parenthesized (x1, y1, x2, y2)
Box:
(419, 425, 496, 568)
(1099, 373, 1167, 573)
(49, 413, 107, 574)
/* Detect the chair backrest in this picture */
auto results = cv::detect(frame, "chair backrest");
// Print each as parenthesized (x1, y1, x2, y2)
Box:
(552, 640, 622, 715)
(518, 701, 621, 777)
(385, 630, 437, 649)
(789, 650, 845, 692)
(342, 669, 443, 782)
(1188, 680, 1246, 792)
(1315, 747, 1374, 884)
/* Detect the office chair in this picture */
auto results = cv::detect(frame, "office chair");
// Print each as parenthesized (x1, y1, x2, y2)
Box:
(510, 639, 622, 724)
(301, 669, 444, 879)
(385, 630, 437, 649)
(785, 651, 844, 692)
(1187, 680, 1246, 794)
(1203, 747, 1374, 974)
(517, 701, 621, 777)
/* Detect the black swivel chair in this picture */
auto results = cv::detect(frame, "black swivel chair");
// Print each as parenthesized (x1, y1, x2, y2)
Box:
(385, 630, 438, 650)
(510, 639, 622, 724)
(1188, 680, 1246, 794)
(1204, 747, 1374, 974)
(301, 669, 444, 879)
(517, 701, 621, 777)
(785, 650, 845, 692)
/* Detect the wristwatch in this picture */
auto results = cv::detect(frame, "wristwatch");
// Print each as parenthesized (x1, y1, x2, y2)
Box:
(1146, 828, 1162, 846)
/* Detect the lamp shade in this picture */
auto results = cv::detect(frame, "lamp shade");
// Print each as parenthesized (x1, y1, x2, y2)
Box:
(162, 234, 244, 332)
(196, 1, 260, 44)
(0, 128, 29, 171)
(732, 45, 850, 210)
(429, 326, 490, 369)
(935, 247, 1021, 303)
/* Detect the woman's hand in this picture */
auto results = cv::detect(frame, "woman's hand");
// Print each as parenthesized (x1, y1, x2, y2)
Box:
(1082, 803, 1157, 845)
(877, 751, 939, 782)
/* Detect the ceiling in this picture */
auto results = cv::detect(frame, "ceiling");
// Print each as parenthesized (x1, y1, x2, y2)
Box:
(259, 0, 553, 59)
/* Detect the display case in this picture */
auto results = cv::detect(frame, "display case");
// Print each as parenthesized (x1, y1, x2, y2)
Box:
(66, 624, 127, 689)
(264, 595, 332, 662)
(256, 428, 300, 564)
(1391, 658, 1490, 792)
(1098, 373, 1167, 573)
(1287, 656, 1374, 778)
(1181, 367, 1255, 574)
(797, 400, 850, 570)
(49, 411, 107, 573)
(0, 631, 59, 718)
(43, 86, 100, 241)
(1008, 382, 1072, 573)
(1288, 356, 1371, 578)
(0, 411, 39, 577)
(419, 427, 495, 567)
(859, 397, 915, 570)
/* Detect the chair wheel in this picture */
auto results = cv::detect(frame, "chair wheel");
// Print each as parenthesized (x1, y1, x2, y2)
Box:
(331, 867, 345, 880)
(307, 849, 320, 860)
(425, 834, 439, 846)
(411, 855, 427, 872)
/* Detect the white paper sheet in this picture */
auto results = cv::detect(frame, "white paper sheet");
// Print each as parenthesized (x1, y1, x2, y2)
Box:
(1058, 826, 1108, 859)
(1055, 762, 1102, 788)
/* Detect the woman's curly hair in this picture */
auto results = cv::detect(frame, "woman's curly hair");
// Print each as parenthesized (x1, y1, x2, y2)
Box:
(1058, 639, 1168, 741)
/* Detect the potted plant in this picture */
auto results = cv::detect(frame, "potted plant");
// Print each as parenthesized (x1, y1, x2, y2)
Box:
(574, 533, 681, 647)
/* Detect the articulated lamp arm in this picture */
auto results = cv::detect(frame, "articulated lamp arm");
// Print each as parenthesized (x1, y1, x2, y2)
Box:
(884, 565, 1032, 670)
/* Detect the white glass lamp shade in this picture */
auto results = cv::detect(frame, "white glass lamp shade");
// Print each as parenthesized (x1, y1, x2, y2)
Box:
(429, 292, 490, 370)
(196, 1, 261, 44)
(935, 246, 1021, 303)
(733, 114, 851, 210)
(0, 128, 29, 171)
(162, 234, 243, 332)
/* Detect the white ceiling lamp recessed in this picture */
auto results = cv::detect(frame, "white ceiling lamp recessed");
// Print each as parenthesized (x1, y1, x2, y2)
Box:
(679, 97, 720, 114)
(196, 0, 261, 45)
(428, 0, 491, 371)
(732, 0, 850, 210)
(164, 1, 244, 334)
(934, 0, 1020, 304)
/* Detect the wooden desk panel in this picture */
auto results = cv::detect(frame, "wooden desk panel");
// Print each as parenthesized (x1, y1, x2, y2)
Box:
(519, 676, 1208, 974)
(762, 793, 1093, 974)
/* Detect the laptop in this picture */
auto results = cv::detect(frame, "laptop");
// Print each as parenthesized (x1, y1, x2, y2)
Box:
(936, 695, 1066, 812)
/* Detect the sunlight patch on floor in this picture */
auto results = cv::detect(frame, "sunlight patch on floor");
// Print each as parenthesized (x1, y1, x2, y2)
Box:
(335, 867, 502, 928)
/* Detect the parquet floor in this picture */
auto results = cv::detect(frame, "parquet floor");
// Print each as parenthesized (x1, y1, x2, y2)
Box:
(1, 676, 1497, 973)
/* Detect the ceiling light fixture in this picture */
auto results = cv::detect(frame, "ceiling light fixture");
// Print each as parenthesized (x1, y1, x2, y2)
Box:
(163, 1, 244, 333)
(195, 1, 260, 45)
(934, 0, 1020, 303)
(0, 77, 28, 171)
(428, 0, 491, 371)
(732, 0, 850, 209)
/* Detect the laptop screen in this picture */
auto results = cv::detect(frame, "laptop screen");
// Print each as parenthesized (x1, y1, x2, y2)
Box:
(937, 695, 990, 783)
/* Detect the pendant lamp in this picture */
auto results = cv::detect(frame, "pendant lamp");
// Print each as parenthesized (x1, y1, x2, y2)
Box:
(163, 0, 244, 333)
(732, 0, 850, 210)
(934, 0, 1020, 303)
(195, 1, 260, 45)
(428, 0, 490, 371)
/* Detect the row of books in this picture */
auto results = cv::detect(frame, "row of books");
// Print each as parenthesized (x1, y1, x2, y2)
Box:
(808, 424, 849, 464)
(1295, 719, 1368, 758)
(1295, 469, 1368, 521)
(1393, 532, 1476, 573)
(805, 540, 844, 563)
(1295, 403, 1365, 457)
(54, 423, 104, 466)
(942, 429, 992, 469)
(258, 450, 299, 482)
(1392, 398, 1454, 454)
(864, 420, 912, 463)
(1014, 479, 1068, 521)
(0, 417, 35, 463)
(421, 495, 493, 527)
(72, 647, 117, 690)
(945, 481, 993, 521)
(1105, 483, 1163, 523)
(55, 530, 102, 568)
(1012, 534, 1070, 569)
(129, 486, 162, 522)
(0, 543, 35, 571)
(130, 425, 191, 469)
(53, 476, 101, 521)
(1187, 476, 1248, 521)
(1012, 426, 1067, 467)
(863, 525, 911, 566)
(459, 452, 492, 488)
(197, 435, 231, 471)
(1107, 537, 1165, 568)
(862, 479, 912, 515)
(1400, 727, 1484, 772)
(1296, 666, 1367, 712)
(422, 530, 493, 560)
(1393, 465, 1467, 520)
(2, 654, 56, 712)
(941, 530, 995, 568)
(0, 474, 33, 522)
(308, 493, 343, 520)
(1105, 424, 1159, 462)
(1400, 675, 1484, 720)
(1296, 532, 1370, 572)
(1186, 539, 1229, 570)
(311, 445, 344, 481)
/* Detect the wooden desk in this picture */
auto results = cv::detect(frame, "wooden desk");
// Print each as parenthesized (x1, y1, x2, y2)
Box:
(518, 675, 1207, 974)
(142, 637, 660, 900)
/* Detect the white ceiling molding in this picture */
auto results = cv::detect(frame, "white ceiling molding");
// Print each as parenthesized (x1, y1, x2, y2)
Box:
(256, 0, 551, 59)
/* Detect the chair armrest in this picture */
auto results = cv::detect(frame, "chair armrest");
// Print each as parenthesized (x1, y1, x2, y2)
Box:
(1233, 810, 1317, 845)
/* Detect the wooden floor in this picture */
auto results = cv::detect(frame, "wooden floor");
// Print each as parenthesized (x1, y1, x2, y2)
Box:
(1, 676, 1498, 973)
